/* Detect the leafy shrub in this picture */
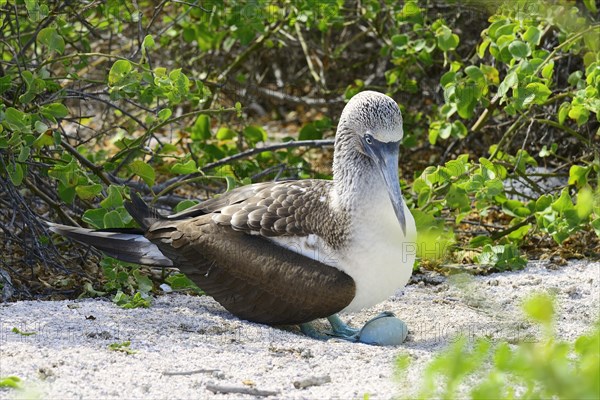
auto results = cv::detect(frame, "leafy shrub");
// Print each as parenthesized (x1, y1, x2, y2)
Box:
(396, 293, 600, 399)
(0, 1, 598, 298)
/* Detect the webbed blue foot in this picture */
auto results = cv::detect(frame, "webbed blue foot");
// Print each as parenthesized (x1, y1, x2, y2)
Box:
(326, 314, 359, 339)
(299, 312, 408, 346)
(299, 322, 331, 340)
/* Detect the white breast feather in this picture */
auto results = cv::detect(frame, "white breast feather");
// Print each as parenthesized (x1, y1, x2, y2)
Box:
(341, 197, 416, 312)
(264, 189, 416, 314)
(268, 234, 340, 268)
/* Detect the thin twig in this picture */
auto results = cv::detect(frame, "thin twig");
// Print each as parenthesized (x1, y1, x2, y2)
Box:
(534, 118, 591, 145)
(217, 21, 285, 82)
(295, 22, 322, 88)
(205, 383, 278, 397)
(58, 130, 112, 186)
(152, 139, 335, 194)
(491, 215, 535, 241)
(23, 179, 80, 227)
(162, 368, 219, 376)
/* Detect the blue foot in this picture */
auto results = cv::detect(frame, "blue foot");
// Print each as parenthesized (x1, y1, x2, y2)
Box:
(326, 314, 359, 340)
(299, 312, 408, 346)
(299, 322, 330, 340)
(299, 315, 359, 341)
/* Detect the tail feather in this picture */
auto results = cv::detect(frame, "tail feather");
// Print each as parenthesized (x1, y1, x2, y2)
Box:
(124, 193, 163, 230)
(46, 222, 173, 267)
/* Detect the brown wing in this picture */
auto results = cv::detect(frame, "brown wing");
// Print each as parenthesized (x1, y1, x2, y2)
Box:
(167, 180, 348, 247)
(145, 215, 355, 325)
(167, 182, 278, 219)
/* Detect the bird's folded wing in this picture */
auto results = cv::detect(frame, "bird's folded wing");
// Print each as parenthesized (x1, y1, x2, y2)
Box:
(167, 180, 340, 240)
(146, 215, 355, 325)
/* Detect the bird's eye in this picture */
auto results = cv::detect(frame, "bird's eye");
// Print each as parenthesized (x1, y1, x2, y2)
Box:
(365, 134, 373, 145)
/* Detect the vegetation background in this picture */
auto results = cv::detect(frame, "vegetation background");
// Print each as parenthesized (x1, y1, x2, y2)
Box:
(1, 0, 598, 300)
(0, 1, 598, 397)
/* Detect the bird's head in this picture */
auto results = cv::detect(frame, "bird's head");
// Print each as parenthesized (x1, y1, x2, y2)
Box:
(335, 91, 406, 234)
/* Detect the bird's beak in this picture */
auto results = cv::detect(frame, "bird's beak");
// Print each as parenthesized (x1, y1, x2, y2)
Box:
(364, 138, 406, 235)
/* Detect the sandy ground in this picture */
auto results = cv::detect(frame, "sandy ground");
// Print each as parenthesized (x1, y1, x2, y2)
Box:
(1, 260, 598, 399)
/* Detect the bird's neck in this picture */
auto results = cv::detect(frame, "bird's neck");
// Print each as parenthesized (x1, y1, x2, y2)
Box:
(331, 132, 383, 215)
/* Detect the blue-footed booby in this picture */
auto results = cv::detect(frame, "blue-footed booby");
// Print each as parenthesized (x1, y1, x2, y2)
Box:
(48, 91, 417, 345)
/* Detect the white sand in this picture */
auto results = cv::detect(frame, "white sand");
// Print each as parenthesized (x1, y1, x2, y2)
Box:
(1, 261, 598, 399)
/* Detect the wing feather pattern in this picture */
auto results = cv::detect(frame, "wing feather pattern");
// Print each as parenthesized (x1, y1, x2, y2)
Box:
(122, 186, 354, 325)
(166, 180, 348, 248)
(145, 215, 355, 325)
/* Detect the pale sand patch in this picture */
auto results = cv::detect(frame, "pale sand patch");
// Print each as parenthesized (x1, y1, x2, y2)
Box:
(1, 261, 598, 399)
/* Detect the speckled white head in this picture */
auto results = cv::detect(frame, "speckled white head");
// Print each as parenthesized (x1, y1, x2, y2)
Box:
(339, 91, 404, 144)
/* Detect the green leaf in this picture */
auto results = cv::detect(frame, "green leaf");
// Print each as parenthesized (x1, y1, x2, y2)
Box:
(17, 145, 30, 162)
(445, 159, 468, 177)
(469, 235, 493, 248)
(536, 194, 553, 211)
(507, 224, 532, 241)
(568, 105, 590, 126)
(583, 0, 598, 12)
(465, 66, 485, 84)
(133, 270, 153, 293)
(157, 108, 172, 121)
(489, 21, 516, 39)
(33, 131, 54, 148)
(502, 199, 531, 218)
(440, 71, 456, 87)
(37, 27, 65, 54)
(525, 82, 551, 104)
(0, 75, 12, 95)
(476, 244, 526, 271)
(4, 107, 29, 132)
(436, 26, 459, 51)
(568, 165, 590, 187)
(114, 292, 150, 309)
(40, 103, 68, 120)
(57, 181, 76, 204)
(391, 34, 409, 48)
(446, 184, 471, 212)
(103, 210, 125, 228)
(541, 62, 554, 80)
(477, 38, 490, 58)
(34, 120, 49, 134)
(568, 71, 583, 86)
(82, 208, 108, 229)
(165, 273, 203, 293)
(299, 122, 323, 140)
(191, 114, 211, 141)
(575, 187, 594, 220)
(551, 189, 574, 213)
(455, 83, 479, 119)
(108, 60, 133, 85)
(100, 185, 124, 208)
(76, 183, 103, 200)
(216, 127, 236, 140)
(11, 326, 36, 336)
(522, 292, 554, 327)
(591, 217, 600, 236)
(522, 26, 541, 45)
(497, 71, 518, 98)
(142, 34, 155, 49)
(174, 199, 199, 213)
(243, 125, 267, 146)
(558, 102, 571, 125)
(171, 159, 197, 174)
(130, 160, 155, 187)
(0, 376, 22, 389)
(7, 163, 24, 186)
